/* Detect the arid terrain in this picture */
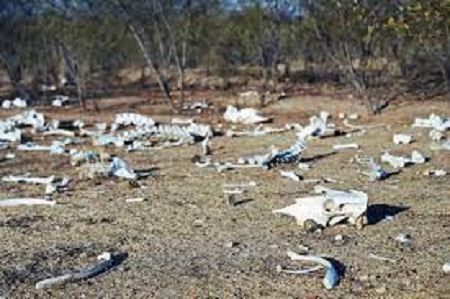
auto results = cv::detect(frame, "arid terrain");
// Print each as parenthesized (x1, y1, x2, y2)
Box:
(0, 94, 449, 298)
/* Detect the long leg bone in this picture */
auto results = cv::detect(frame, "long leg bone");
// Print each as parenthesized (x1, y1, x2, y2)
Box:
(35, 252, 113, 289)
(0, 198, 56, 207)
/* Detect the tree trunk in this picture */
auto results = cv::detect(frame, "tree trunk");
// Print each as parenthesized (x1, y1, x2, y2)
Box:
(260, 66, 269, 106)
(127, 23, 173, 106)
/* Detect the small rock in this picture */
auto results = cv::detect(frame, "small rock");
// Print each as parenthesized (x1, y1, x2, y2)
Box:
(443, 263, 450, 274)
(375, 285, 387, 294)
(352, 281, 364, 291)
(395, 234, 412, 246)
(359, 275, 370, 282)
(225, 241, 239, 248)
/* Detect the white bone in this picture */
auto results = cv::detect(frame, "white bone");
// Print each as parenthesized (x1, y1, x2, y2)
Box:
(2, 175, 55, 185)
(44, 129, 76, 137)
(18, 143, 52, 151)
(333, 143, 359, 150)
(412, 114, 450, 131)
(411, 150, 426, 164)
(125, 198, 146, 203)
(369, 253, 397, 263)
(443, 263, 450, 273)
(381, 152, 411, 168)
(35, 252, 113, 289)
(280, 170, 302, 182)
(0, 198, 56, 207)
(274, 189, 368, 228)
(393, 134, 413, 145)
(223, 105, 271, 124)
(343, 119, 385, 130)
(222, 182, 257, 188)
(286, 251, 340, 289)
(429, 130, 443, 141)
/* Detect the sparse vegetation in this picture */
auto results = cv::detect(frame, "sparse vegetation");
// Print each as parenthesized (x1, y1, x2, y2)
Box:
(0, 0, 448, 113)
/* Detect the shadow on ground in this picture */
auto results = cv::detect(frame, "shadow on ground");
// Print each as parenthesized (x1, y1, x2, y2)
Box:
(367, 204, 410, 225)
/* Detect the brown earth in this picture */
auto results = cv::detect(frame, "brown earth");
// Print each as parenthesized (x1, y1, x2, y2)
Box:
(0, 94, 449, 298)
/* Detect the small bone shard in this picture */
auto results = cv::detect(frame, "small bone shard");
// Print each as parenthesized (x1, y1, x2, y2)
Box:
(332, 143, 359, 151)
(280, 170, 302, 182)
(35, 252, 113, 289)
(393, 134, 413, 145)
(223, 105, 271, 125)
(369, 253, 397, 263)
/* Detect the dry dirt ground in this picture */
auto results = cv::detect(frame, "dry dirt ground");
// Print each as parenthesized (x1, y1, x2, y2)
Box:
(0, 95, 449, 298)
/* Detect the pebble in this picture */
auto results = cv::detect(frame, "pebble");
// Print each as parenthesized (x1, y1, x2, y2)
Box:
(359, 275, 370, 282)
(375, 285, 387, 294)
(225, 241, 239, 248)
(443, 263, 450, 273)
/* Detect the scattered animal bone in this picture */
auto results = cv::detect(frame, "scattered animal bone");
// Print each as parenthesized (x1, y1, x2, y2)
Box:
(201, 135, 211, 156)
(43, 129, 76, 137)
(412, 114, 450, 131)
(2, 174, 55, 185)
(51, 119, 84, 131)
(223, 189, 246, 195)
(411, 150, 426, 164)
(395, 234, 412, 245)
(362, 159, 389, 181)
(280, 251, 340, 290)
(342, 119, 385, 130)
(93, 135, 119, 147)
(276, 264, 323, 275)
(429, 130, 443, 141)
(183, 101, 208, 112)
(423, 169, 447, 177)
(369, 253, 397, 263)
(285, 123, 303, 131)
(381, 152, 411, 169)
(35, 252, 113, 289)
(0, 128, 22, 143)
(52, 95, 70, 107)
(226, 125, 286, 138)
(18, 143, 52, 151)
(171, 118, 194, 125)
(348, 113, 359, 120)
(125, 198, 146, 203)
(333, 143, 359, 151)
(109, 157, 137, 180)
(280, 170, 302, 182)
(261, 137, 308, 170)
(298, 162, 312, 170)
(5, 153, 15, 159)
(2, 100, 12, 109)
(10, 109, 45, 129)
(393, 134, 413, 145)
(217, 163, 260, 173)
(114, 113, 156, 129)
(298, 111, 332, 138)
(223, 105, 271, 125)
(70, 150, 102, 167)
(430, 140, 450, 151)
(273, 188, 368, 230)
(443, 263, 450, 274)
(222, 181, 257, 188)
(0, 198, 56, 207)
(10, 97, 27, 108)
